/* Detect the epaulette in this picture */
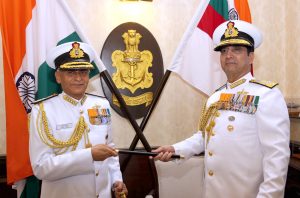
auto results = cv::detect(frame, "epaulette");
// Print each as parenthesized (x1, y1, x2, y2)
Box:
(32, 94, 58, 104)
(86, 93, 106, 98)
(215, 84, 226, 92)
(249, 79, 278, 89)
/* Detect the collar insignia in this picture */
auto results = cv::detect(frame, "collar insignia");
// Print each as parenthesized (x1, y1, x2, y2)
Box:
(229, 78, 246, 89)
(63, 94, 87, 106)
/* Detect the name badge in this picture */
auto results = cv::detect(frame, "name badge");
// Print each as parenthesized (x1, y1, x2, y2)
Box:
(56, 123, 73, 130)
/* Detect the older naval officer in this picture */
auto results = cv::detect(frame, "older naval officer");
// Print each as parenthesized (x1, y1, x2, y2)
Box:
(29, 42, 127, 198)
(153, 20, 290, 198)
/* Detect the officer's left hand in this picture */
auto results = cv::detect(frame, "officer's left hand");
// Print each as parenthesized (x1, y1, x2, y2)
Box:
(112, 181, 128, 198)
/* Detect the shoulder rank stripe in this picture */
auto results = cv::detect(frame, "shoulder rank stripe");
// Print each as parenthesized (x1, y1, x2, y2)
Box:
(32, 93, 58, 104)
(215, 84, 227, 92)
(86, 93, 106, 98)
(249, 79, 278, 89)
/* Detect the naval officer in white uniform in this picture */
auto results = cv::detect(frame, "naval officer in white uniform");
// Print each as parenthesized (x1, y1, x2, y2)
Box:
(29, 42, 128, 198)
(153, 20, 290, 198)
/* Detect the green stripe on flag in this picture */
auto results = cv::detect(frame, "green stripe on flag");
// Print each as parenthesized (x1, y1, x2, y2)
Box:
(209, 0, 228, 19)
(20, 176, 40, 198)
(36, 62, 61, 100)
(57, 31, 81, 45)
(90, 62, 100, 78)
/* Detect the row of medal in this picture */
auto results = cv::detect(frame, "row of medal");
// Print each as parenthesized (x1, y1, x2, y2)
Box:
(88, 108, 111, 125)
(218, 93, 260, 114)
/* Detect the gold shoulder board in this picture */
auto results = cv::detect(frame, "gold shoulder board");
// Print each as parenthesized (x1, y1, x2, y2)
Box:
(32, 94, 58, 104)
(215, 84, 226, 92)
(249, 79, 278, 89)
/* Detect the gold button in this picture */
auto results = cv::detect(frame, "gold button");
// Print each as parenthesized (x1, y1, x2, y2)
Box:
(206, 126, 211, 132)
(227, 125, 234, 132)
(211, 131, 215, 136)
(80, 110, 84, 114)
(208, 170, 214, 176)
(208, 151, 213, 156)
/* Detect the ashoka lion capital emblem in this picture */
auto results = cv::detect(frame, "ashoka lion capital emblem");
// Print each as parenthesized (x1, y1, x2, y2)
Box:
(112, 30, 153, 93)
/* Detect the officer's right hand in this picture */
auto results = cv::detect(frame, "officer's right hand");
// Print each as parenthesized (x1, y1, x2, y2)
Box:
(151, 145, 175, 162)
(91, 144, 118, 161)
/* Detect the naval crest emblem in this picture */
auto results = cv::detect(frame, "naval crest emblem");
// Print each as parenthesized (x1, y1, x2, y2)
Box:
(100, 22, 164, 119)
(112, 29, 153, 94)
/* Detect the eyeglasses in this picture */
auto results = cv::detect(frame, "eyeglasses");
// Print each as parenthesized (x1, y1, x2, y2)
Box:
(60, 69, 90, 77)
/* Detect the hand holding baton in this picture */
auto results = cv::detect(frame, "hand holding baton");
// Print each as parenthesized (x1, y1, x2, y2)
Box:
(116, 149, 184, 159)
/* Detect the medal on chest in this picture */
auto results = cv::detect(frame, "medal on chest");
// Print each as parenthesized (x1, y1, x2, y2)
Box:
(219, 92, 259, 114)
(88, 105, 111, 125)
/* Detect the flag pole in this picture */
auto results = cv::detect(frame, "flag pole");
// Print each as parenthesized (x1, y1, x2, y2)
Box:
(58, 0, 152, 151)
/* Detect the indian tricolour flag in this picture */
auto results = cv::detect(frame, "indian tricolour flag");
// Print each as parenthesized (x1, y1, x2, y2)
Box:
(0, 0, 101, 197)
(168, 0, 251, 95)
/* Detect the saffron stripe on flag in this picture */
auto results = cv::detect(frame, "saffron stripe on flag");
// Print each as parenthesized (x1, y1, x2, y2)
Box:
(0, 0, 35, 185)
(233, 0, 251, 22)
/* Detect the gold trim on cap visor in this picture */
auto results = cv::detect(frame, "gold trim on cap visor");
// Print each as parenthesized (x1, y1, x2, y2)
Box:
(59, 62, 94, 69)
(215, 39, 252, 50)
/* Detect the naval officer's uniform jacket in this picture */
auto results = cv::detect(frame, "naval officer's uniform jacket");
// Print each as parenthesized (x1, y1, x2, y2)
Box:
(29, 92, 122, 198)
(173, 73, 290, 198)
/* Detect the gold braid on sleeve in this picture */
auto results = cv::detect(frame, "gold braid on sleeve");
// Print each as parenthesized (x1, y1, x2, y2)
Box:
(36, 102, 88, 155)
